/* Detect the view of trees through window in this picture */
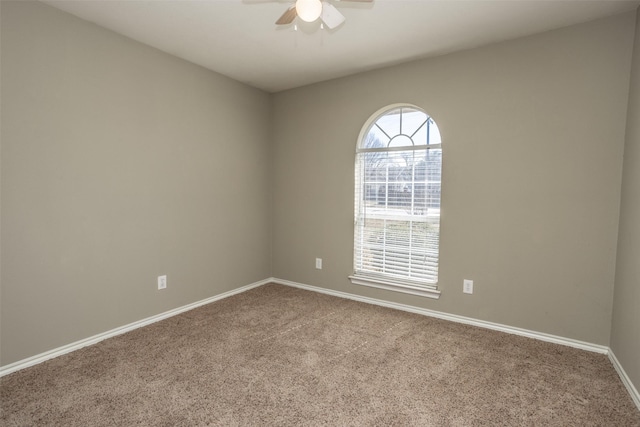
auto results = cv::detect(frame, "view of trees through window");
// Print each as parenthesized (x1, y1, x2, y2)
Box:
(354, 107, 442, 285)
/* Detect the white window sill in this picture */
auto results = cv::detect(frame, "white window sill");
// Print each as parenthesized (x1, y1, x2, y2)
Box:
(348, 275, 441, 299)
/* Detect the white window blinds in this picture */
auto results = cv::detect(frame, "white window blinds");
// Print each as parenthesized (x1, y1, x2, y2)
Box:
(352, 107, 442, 295)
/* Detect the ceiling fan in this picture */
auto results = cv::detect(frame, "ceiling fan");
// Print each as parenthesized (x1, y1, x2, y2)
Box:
(276, 0, 373, 29)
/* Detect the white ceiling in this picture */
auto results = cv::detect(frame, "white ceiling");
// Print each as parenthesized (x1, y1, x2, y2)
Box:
(42, 0, 640, 93)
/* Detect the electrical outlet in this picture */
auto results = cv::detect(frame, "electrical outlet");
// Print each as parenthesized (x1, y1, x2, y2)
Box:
(315, 258, 322, 270)
(158, 275, 167, 290)
(463, 279, 473, 294)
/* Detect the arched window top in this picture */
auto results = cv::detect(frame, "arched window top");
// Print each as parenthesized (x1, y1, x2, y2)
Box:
(358, 105, 441, 152)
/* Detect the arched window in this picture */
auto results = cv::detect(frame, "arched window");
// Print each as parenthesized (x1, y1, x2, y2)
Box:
(350, 105, 442, 299)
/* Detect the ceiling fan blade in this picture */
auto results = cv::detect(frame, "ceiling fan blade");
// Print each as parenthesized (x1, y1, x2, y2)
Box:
(276, 6, 297, 25)
(321, 2, 345, 29)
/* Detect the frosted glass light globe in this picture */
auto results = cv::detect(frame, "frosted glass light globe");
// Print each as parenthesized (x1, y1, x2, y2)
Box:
(296, 0, 322, 23)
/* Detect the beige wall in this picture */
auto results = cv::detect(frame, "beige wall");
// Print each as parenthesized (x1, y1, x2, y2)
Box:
(0, 1, 272, 365)
(272, 13, 636, 346)
(611, 7, 640, 392)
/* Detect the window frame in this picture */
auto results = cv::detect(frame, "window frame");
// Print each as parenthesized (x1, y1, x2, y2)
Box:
(349, 104, 442, 299)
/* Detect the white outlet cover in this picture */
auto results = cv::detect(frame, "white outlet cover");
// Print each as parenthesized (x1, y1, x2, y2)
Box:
(315, 258, 322, 269)
(463, 279, 473, 294)
(158, 275, 167, 290)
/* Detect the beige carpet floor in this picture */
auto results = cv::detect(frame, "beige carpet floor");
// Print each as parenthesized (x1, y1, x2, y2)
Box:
(1, 283, 639, 426)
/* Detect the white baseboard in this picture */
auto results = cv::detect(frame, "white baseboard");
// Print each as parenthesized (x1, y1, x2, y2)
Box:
(271, 277, 609, 354)
(4, 275, 637, 413)
(609, 349, 640, 411)
(0, 278, 271, 377)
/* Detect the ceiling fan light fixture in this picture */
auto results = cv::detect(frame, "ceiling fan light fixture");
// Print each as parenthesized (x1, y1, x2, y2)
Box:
(295, 0, 322, 23)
